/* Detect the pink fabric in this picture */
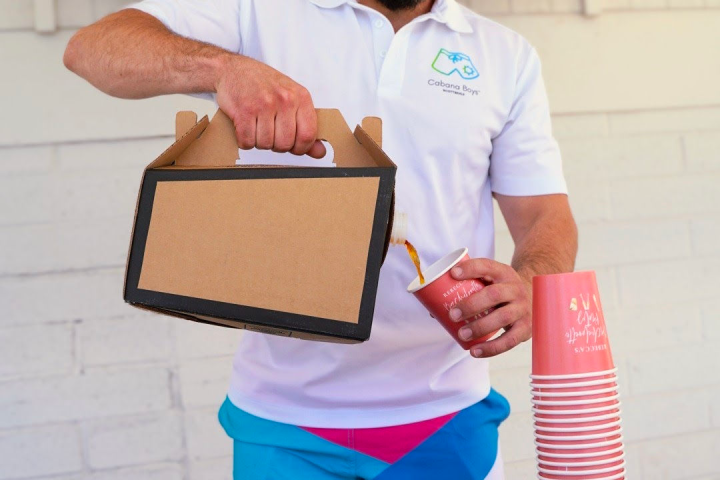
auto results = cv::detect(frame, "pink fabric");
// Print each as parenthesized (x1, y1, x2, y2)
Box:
(302, 411, 458, 464)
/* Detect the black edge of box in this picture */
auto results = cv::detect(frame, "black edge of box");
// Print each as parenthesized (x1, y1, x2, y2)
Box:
(125, 167, 396, 342)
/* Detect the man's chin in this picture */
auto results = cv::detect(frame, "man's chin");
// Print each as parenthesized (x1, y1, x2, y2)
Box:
(376, 0, 425, 11)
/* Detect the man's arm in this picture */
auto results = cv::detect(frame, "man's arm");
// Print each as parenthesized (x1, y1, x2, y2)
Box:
(64, 9, 224, 99)
(447, 194, 578, 358)
(63, 9, 324, 157)
(497, 193, 578, 283)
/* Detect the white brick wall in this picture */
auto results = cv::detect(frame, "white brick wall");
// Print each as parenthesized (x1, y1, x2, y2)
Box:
(0, 424, 83, 479)
(83, 413, 184, 469)
(0, 1, 718, 479)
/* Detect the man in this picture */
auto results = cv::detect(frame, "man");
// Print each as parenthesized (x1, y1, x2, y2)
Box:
(64, 1, 578, 478)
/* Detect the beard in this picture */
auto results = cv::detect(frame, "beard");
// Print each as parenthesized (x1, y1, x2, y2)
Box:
(375, 0, 425, 10)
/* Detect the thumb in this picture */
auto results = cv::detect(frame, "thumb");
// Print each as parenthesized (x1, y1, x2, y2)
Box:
(306, 140, 326, 159)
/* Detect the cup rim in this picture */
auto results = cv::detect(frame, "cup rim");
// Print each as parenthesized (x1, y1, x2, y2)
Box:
(532, 393, 620, 407)
(533, 412, 620, 424)
(539, 452, 625, 468)
(532, 386, 619, 398)
(535, 419, 622, 433)
(535, 437, 624, 450)
(531, 402, 621, 416)
(537, 460, 626, 476)
(536, 444, 624, 459)
(406, 247, 468, 293)
(529, 376, 618, 389)
(538, 470, 625, 480)
(530, 368, 618, 380)
(534, 426, 622, 442)
(534, 269, 597, 279)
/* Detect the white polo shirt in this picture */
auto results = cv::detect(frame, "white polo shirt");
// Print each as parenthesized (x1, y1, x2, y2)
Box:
(129, 0, 567, 428)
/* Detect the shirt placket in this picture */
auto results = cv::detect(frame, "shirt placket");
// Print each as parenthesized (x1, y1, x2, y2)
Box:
(366, 13, 393, 81)
(377, 27, 410, 97)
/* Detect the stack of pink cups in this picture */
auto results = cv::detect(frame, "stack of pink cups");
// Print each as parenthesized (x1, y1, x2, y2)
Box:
(531, 271, 625, 480)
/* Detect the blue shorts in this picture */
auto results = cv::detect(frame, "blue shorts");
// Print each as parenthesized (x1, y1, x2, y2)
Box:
(218, 389, 510, 479)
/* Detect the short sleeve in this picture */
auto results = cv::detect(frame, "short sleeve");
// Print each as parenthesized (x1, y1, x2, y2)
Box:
(126, 0, 242, 54)
(489, 45, 567, 196)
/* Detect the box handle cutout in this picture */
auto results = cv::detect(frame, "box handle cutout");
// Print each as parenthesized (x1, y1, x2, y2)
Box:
(174, 109, 376, 168)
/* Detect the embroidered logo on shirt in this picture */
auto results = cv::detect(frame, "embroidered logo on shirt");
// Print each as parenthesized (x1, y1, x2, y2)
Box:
(431, 49, 479, 80)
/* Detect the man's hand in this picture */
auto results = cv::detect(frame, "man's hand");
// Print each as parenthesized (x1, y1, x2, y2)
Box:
(447, 193, 577, 359)
(448, 258, 532, 358)
(215, 55, 326, 158)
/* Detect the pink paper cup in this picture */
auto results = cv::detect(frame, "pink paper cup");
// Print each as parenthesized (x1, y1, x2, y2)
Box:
(407, 248, 498, 350)
(537, 444, 624, 459)
(534, 438, 624, 457)
(532, 272, 614, 376)
(539, 452, 625, 467)
(534, 411, 621, 425)
(532, 401, 621, 417)
(535, 435, 624, 447)
(533, 412, 622, 426)
(536, 438, 624, 456)
(532, 385, 619, 398)
(535, 437, 623, 453)
(534, 426, 622, 442)
(530, 376, 618, 390)
(535, 419, 622, 433)
(531, 368, 618, 381)
(532, 394, 619, 405)
(531, 393, 620, 407)
(539, 471, 624, 480)
(539, 460, 625, 476)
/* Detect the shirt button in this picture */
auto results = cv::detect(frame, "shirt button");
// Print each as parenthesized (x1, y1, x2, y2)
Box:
(380, 50, 387, 58)
(374, 19, 384, 28)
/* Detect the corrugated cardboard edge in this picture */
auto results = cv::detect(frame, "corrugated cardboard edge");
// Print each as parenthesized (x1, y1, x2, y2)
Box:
(175, 109, 238, 167)
(123, 115, 210, 300)
(353, 125, 396, 169)
(193, 314, 361, 344)
(132, 305, 360, 344)
(149, 116, 210, 169)
(361, 117, 382, 148)
(176, 111, 198, 141)
(353, 123, 396, 262)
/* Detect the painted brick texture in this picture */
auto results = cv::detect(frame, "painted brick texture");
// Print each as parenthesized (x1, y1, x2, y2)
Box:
(1, 1, 718, 479)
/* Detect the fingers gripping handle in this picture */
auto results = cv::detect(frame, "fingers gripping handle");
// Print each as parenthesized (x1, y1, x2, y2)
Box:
(174, 108, 364, 167)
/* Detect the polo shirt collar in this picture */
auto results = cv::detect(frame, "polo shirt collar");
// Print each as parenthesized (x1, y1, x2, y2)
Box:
(309, 0, 349, 7)
(432, 0, 473, 33)
(308, 0, 473, 34)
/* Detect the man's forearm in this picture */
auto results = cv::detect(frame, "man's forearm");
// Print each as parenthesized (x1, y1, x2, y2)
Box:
(63, 9, 231, 99)
(510, 209, 578, 284)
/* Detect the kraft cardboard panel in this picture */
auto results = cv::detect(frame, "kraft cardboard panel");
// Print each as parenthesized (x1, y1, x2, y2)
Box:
(148, 115, 209, 169)
(126, 167, 394, 341)
(353, 126, 394, 168)
(176, 111, 198, 141)
(136, 172, 380, 324)
(361, 117, 382, 148)
(175, 109, 238, 167)
(315, 109, 376, 168)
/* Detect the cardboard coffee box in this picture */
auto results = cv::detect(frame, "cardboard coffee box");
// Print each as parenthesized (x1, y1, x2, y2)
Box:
(124, 109, 397, 343)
